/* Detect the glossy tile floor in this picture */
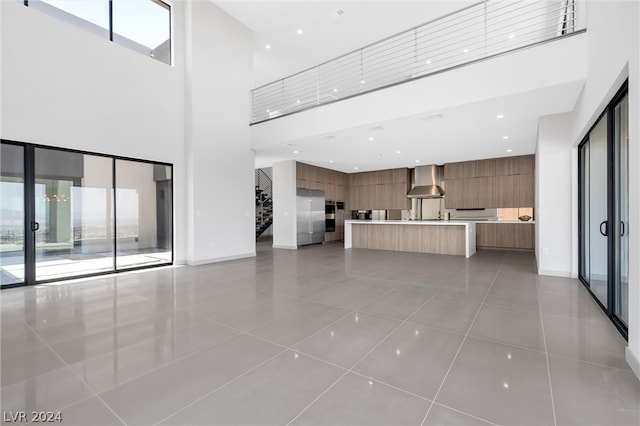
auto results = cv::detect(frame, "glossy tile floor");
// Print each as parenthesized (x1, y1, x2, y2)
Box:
(2, 239, 639, 425)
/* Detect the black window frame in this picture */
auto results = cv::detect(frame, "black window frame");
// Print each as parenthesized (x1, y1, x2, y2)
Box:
(23, 0, 172, 65)
(0, 139, 174, 289)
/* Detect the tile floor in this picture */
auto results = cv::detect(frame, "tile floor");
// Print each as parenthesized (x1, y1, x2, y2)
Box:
(1, 240, 638, 425)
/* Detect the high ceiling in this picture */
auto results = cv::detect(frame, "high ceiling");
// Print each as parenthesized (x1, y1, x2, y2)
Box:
(214, 1, 585, 172)
(214, 0, 476, 86)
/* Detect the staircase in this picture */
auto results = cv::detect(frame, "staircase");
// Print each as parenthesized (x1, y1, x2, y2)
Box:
(255, 168, 273, 239)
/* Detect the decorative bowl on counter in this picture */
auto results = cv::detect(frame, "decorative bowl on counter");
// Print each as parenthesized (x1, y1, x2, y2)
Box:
(518, 215, 532, 222)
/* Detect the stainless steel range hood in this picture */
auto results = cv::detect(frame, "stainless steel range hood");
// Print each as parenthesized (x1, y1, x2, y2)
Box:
(407, 165, 445, 198)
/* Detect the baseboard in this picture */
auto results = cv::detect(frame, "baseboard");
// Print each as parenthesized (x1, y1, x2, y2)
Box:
(272, 244, 298, 250)
(537, 268, 573, 278)
(626, 347, 640, 380)
(187, 252, 256, 266)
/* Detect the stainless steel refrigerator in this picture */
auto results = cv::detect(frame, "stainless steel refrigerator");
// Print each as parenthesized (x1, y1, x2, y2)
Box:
(296, 188, 325, 246)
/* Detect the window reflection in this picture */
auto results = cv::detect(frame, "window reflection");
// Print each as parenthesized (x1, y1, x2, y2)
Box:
(115, 160, 172, 269)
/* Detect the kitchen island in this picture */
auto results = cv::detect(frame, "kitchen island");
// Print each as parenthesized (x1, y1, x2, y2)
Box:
(344, 220, 476, 257)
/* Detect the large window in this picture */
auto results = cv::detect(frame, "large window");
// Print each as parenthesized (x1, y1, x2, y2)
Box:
(26, 0, 171, 65)
(0, 141, 173, 288)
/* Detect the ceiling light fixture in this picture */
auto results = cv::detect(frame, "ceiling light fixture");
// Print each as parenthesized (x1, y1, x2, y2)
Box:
(333, 88, 338, 92)
(496, 114, 504, 119)
(503, 135, 510, 140)
(368, 136, 374, 141)
(396, 150, 402, 154)
(297, 28, 303, 35)
(415, 159, 420, 163)
(293, 150, 299, 154)
(360, 79, 365, 84)
(329, 160, 334, 163)
(463, 48, 469, 53)
(507, 149, 513, 153)
(354, 166, 359, 170)
(296, 100, 300, 104)
(509, 34, 515, 39)
(426, 60, 431, 64)
(265, 44, 271, 49)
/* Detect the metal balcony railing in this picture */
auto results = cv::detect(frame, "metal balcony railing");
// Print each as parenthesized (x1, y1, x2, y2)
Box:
(251, 0, 583, 124)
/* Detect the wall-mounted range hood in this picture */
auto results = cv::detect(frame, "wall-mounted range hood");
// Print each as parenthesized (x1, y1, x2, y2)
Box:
(407, 165, 444, 198)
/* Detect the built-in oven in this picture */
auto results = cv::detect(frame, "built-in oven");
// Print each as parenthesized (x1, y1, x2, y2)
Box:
(325, 201, 336, 232)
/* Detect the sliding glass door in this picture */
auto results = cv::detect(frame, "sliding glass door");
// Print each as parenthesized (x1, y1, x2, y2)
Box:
(0, 142, 173, 288)
(34, 148, 114, 281)
(0, 143, 25, 286)
(614, 94, 629, 327)
(578, 82, 629, 336)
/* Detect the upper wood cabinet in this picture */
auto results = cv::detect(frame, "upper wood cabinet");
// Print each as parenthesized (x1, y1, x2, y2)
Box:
(495, 155, 534, 176)
(444, 155, 534, 208)
(476, 159, 496, 177)
(296, 162, 348, 201)
(348, 168, 409, 210)
(444, 161, 477, 180)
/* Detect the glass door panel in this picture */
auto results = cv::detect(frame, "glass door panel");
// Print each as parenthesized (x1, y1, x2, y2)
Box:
(614, 95, 629, 326)
(115, 160, 172, 270)
(579, 142, 590, 284)
(0, 144, 25, 286)
(587, 115, 608, 306)
(34, 148, 114, 281)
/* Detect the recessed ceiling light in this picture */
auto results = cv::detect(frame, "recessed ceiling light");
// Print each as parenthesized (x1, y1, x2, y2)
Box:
(415, 159, 420, 163)
(506, 149, 513, 153)
(396, 150, 402, 154)
(503, 135, 510, 140)
(368, 136, 374, 141)
(266, 109, 270, 113)
(265, 44, 271, 49)
(426, 60, 431, 64)
(360, 79, 365, 84)
(496, 114, 504, 119)
(329, 160, 334, 163)
(296, 100, 300, 104)
(333, 88, 338, 92)
(297, 28, 303, 35)
(354, 166, 359, 170)
(509, 34, 515, 39)
(463, 48, 469, 53)
(293, 150, 299, 154)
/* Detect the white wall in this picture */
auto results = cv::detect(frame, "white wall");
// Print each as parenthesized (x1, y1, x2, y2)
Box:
(536, 113, 573, 277)
(1, 0, 257, 267)
(0, 0, 187, 262)
(535, 0, 640, 377)
(184, 0, 255, 265)
(272, 160, 297, 249)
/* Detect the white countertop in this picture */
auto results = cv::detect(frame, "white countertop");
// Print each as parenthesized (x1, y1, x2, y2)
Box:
(345, 220, 471, 226)
(345, 220, 534, 225)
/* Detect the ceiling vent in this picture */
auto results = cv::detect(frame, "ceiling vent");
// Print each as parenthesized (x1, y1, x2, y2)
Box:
(326, 9, 345, 19)
(421, 113, 444, 122)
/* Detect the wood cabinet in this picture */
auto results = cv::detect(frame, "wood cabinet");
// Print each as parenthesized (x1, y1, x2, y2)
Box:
(496, 174, 533, 208)
(444, 161, 477, 180)
(348, 168, 409, 210)
(444, 155, 534, 208)
(444, 179, 464, 209)
(476, 223, 535, 250)
(496, 155, 534, 176)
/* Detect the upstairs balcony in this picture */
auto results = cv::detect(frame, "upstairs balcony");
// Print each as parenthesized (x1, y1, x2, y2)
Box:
(250, 0, 585, 125)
